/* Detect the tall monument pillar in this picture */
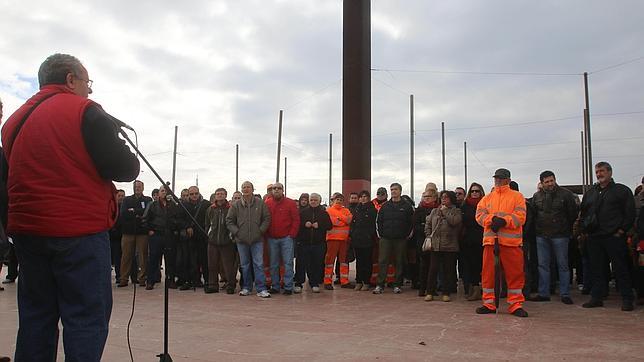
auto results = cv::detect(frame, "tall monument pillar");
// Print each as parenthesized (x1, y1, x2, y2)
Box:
(342, 0, 371, 198)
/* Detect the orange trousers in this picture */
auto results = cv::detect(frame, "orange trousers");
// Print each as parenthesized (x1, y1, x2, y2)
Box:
(481, 244, 525, 313)
(325, 241, 349, 285)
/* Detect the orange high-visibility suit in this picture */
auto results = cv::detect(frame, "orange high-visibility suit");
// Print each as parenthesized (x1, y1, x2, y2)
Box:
(475, 184, 526, 313)
(325, 204, 353, 286)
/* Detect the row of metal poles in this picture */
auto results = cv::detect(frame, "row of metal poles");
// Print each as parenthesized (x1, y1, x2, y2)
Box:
(166, 74, 594, 201)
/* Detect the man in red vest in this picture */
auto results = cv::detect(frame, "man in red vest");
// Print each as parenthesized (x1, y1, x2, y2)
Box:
(1, 53, 140, 361)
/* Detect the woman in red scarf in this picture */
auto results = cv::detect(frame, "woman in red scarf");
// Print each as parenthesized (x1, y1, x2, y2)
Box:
(460, 183, 486, 300)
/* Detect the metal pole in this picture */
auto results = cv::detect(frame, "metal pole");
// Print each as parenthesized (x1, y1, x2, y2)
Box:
(580, 131, 586, 192)
(584, 72, 593, 184)
(284, 156, 287, 197)
(171, 125, 178, 192)
(410, 94, 414, 201)
(235, 144, 239, 191)
(276, 110, 283, 182)
(329, 133, 333, 204)
(441, 121, 446, 190)
(464, 141, 468, 189)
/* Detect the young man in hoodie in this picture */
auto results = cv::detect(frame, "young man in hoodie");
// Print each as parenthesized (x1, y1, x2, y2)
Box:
(265, 182, 300, 295)
(205, 188, 236, 294)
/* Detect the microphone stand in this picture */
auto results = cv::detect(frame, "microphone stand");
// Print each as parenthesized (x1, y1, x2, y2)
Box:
(116, 126, 207, 362)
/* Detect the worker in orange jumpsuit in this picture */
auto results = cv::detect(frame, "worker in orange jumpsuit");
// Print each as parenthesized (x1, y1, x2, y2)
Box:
(475, 168, 529, 317)
(324, 192, 353, 289)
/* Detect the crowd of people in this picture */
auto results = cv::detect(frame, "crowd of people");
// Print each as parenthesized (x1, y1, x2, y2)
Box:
(42, 163, 638, 317)
(1, 53, 642, 361)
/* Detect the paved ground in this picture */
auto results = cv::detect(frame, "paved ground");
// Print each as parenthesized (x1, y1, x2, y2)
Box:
(1, 268, 642, 361)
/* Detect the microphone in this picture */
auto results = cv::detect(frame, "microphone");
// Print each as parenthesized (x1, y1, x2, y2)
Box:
(108, 114, 135, 131)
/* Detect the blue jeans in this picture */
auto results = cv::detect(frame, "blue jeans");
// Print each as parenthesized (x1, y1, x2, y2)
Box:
(14, 232, 112, 362)
(236, 241, 266, 292)
(536, 236, 571, 297)
(268, 236, 295, 291)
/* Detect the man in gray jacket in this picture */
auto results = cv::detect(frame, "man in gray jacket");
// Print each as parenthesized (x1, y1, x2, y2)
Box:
(226, 181, 272, 298)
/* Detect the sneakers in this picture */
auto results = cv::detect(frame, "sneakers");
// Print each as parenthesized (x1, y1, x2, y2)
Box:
(360, 284, 370, 292)
(372, 286, 383, 294)
(442, 295, 451, 302)
(393, 287, 402, 294)
(2, 278, 15, 284)
(269, 288, 280, 295)
(282, 289, 293, 296)
(312, 286, 321, 293)
(239, 288, 250, 296)
(512, 308, 529, 318)
(528, 295, 551, 302)
(475, 306, 496, 314)
(116, 282, 129, 288)
(582, 299, 604, 308)
(226, 287, 235, 295)
(354, 283, 364, 291)
(324, 284, 334, 291)
(424, 294, 433, 302)
(145, 283, 154, 290)
(561, 296, 574, 305)
(293, 286, 303, 294)
(340, 283, 355, 289)
(257, 290, 271, 298)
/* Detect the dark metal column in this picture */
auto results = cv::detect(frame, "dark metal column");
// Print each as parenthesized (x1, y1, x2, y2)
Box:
(342, 0, 371, 197)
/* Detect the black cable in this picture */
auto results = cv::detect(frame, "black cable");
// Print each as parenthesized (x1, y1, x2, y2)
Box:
(588, 55, 644, 74)
(371, 67, 581, 77)
(125, 129, 140, 362)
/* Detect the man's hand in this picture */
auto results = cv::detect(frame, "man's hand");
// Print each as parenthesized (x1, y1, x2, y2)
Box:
(312, 222, 319, 229)
(305, 221, 312, 228)
(491, 216, 507, 233)
(148, 230, 155, 236)
(187, 227, 194, 238)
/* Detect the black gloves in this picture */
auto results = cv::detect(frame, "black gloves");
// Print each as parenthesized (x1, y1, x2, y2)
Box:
(491, 216, 507, 232)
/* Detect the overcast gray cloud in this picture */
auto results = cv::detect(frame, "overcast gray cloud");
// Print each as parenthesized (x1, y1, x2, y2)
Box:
(1, 0, 642, 202)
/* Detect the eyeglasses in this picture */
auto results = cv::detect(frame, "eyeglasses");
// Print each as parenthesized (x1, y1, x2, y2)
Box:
(74, 74, 93, 88)
(471, 190, 481, 193)
(189, 192, 199, 196)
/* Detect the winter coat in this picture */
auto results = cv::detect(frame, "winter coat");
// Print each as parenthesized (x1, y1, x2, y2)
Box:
(424, 206, 462, 252)
(120, 194, 153, 235)
(349, 202, 377, 248)
(142, 199, 184, 233)
(476, 185, 526, 247)
(376, 199, 414, 240)
(326, 204, 353, 242)
(265, 196, 300, 239)
(579, 180, 635, 237)
(205, 201, 233, 246)
(226, 196, 271, 244)
(182, 199, 211, 241)
(297, 205, 332, 244)
(461, 200, 483, 247)
(532, 185, 578, 238)
(412, 204, 438, 248)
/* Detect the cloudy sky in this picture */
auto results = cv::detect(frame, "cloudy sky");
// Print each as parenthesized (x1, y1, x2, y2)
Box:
(1, 0, 643, 202)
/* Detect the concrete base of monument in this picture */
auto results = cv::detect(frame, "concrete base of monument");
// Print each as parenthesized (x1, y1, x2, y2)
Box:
(1, 268, 641, 361)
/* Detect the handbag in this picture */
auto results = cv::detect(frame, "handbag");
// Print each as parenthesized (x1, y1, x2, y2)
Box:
(422, 216, 441, 252)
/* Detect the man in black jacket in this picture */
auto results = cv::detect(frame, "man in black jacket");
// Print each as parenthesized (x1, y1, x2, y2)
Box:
(373, 183, 414, 294)
(294, 193, 332, 293)
(178, 186, 211, 290)
(580, 162, 636, 311)
(529, 171, 578, 304)
(118, 180, 153, 287)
